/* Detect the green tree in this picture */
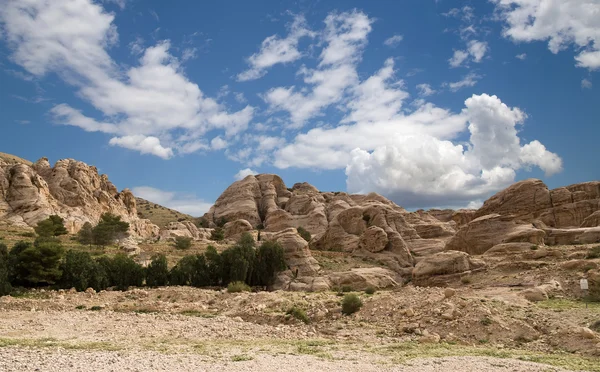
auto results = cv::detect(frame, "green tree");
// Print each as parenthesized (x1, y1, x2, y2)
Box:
(169, 255, 198, 286)
(77, 222, 94, 246)
(204, 245, 222, 286)
(174, 236, 193, 250)
(254, 241, 286, 287)
(99, 253, 144, 290)
(34, 215, 68, 237)
(92, 213, 129, 247)
(60, 250, 106, 291)
(146, 254, 169, 287)
(9, 240, 64, 286)
(220, 233, 256, 285)
(0, 243, 12, 296)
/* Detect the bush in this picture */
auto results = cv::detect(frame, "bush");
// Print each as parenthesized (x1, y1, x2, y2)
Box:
(99, 253, 144, 290)
(77, 222, 94, 246)
(18, 232, 36, 238)
(174, 236, 193, 250)
(227, 281, 251, 293)
(341, 293, 363, 315)
(341, 285, 353, 293)
(210, 227, 224, 242)
(297, 227, 311, 242)
(254, 241, 286, 287)
(216, 217, 228, 228)
(169, 255, 211, 287)
(34, 215, 68, 237)
(194, 218, 209, 228)
(286, 306, 310, 324)
(220, 234, 256, 285)
(146, 254, 169, 287)
(60, 250, 108, 291)
(0, 243, 12, 296)
(92, 213, 129, 247)
(9, 240, 64, 286)
(365, 286, 376, 295)
(587, 246, 600, 259)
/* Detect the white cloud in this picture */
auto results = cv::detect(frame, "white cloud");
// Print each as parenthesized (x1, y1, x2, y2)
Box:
(449, 50, 469, 67)
(416, 83, 436, 97)
(237, 15, 315, 81)
(344, 94, 562, 208)
(467, 40, 488, 62)
(210, 136, 228, 150)
(109, 135, 173, 159)
(181, 47, 197, 62)
(516, 53, 527, 60)
(132, 186, 212, 216)
(582, 78, 593, 89)
(444, 73, 482, 91)
(384, 34, 403, 47)
(263, 10, 372, 128)
(234, 168, 258, 180)
(494, 0, 600, 69)
(0, 0, 253, 158)
(449, 40, 488, 67)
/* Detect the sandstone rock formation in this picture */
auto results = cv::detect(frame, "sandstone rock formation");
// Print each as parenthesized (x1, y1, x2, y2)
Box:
(445, 214, 546, 255)
(412, 251, 485, 280)
(158, 221, 212, 241)
(261, 228, 320, 276)
(0, 156, 158, 238)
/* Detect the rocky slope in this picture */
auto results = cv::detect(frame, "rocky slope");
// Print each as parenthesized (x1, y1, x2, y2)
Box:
(135, 197, 195, 228)
(0, 156, 159, 238)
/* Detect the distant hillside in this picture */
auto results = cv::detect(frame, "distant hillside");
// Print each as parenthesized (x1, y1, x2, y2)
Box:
(0, 152, 32, 166)
(135, 197, 195, 228)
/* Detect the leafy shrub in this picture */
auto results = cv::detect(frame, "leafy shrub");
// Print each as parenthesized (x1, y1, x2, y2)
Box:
(90, 306, 102, 311)
(18, 232, 36, 238)
(341, 293, 363, 315)
(297, 227, 311, 242)
(365, 286, 376, 295)
(460, 276, 472, 284)
(254, 240, 286, 287)
(587, 246, 600, 259)
(77, 222, 94, 246)
(60, 250, 108, 291)
(480, 316, 493, 326)
(99, 253, 144, 290)
(146, 254, 169, 287)
(9, 240, 64, 286)
(341, 285, 353, 293)
(530, 245, 539, 251)
(174, 236, 193, 250)
(0, 243, 12, 296)
(169, 255, 211, 287)
(286, 306, 310, 324)
(220, 234, 256, 285)
(210, 227, 224, 242)
(34, 215, 68, 237)
(194, 217, 209, 228)
(216, 217, 228, 228)
(227, 281, 251, 293)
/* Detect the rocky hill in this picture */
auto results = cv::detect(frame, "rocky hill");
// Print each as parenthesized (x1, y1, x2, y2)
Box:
(135, 197, 195, 228)
(0, 155, 158, 238)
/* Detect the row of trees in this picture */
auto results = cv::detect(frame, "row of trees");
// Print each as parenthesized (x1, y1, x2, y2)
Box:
(0, 233, 286, 296)
(34, 213, 130, 247)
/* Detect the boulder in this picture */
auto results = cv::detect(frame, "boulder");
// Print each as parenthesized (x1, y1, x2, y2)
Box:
(445, 214, 546, 255)
(223, 219, 253, 240)
(412, 251, 485, 278)
(358, 226, 388, 252)
(521, 288, 548, 302)
(582, 211, 600, 227)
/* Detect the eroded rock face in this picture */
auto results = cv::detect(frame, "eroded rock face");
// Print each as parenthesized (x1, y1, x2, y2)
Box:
(445, 214, 546, 255)
(475, 179, 600, 228)
(159, 221, 211, 241)
(412, 251, 485, 279)
(223, 219, 253, 240)
(0, 157, 158, 238)
(261, 228, 320, 276)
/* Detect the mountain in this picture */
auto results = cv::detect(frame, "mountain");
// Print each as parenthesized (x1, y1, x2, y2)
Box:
(0, 154, 158, 238)
(135, 197, 195, 228)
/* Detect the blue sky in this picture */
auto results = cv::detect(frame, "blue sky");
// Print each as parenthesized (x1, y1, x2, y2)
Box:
(0, 0, 598, 215)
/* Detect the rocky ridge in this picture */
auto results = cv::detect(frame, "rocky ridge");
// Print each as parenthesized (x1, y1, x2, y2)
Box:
(0, 156, 158, 239)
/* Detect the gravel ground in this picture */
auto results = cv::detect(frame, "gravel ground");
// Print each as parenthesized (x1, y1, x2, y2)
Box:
(0, 348, 572, 372)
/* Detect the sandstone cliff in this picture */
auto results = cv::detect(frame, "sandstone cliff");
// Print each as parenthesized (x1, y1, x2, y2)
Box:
(0, 156, 158, 238)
